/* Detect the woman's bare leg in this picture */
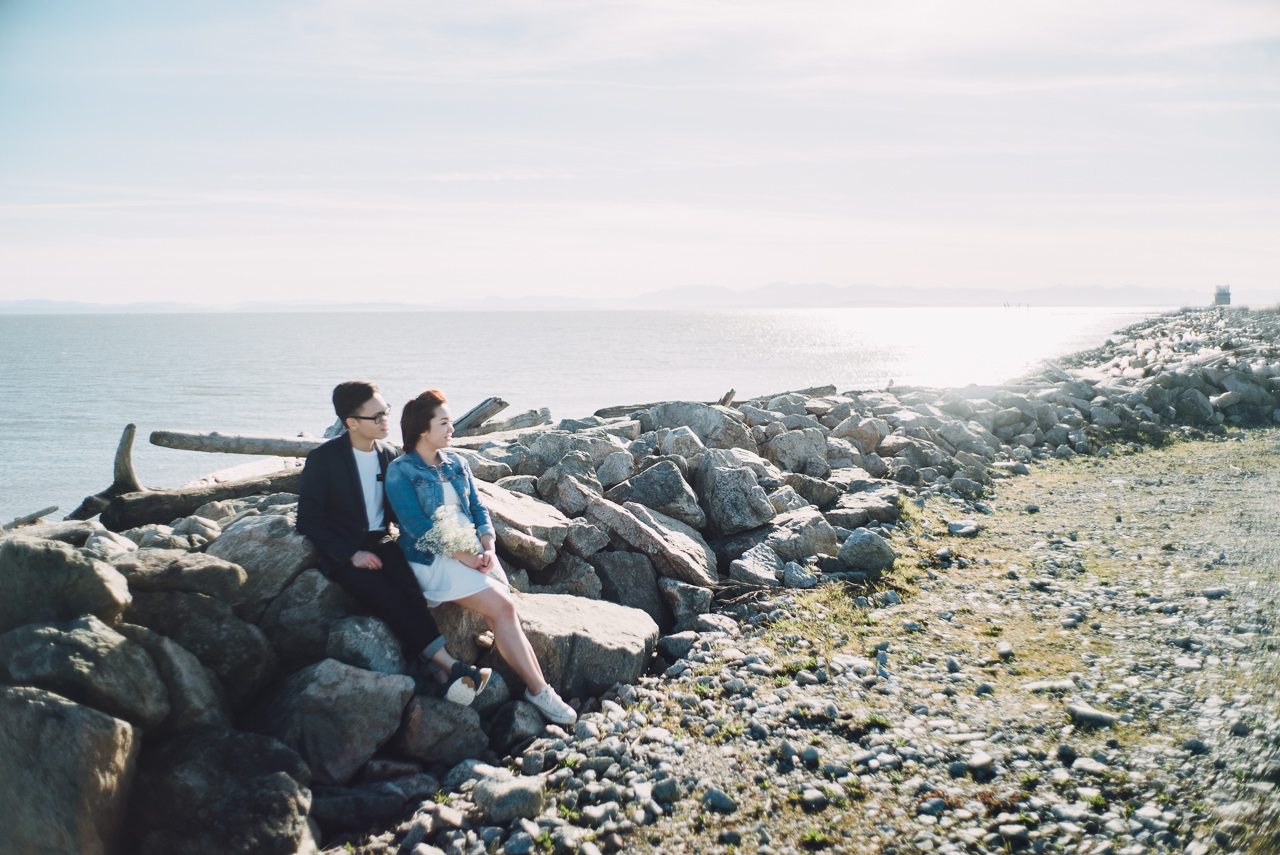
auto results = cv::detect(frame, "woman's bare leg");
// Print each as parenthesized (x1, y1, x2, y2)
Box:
(425, 648, 458, 683)
(454, 586, 548, 695)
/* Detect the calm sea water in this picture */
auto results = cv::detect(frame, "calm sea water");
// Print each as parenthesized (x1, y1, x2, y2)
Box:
(0, 307, 1166, 523)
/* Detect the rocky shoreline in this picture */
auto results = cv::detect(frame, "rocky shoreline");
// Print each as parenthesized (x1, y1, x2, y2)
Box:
(3, 305, 1280, 855)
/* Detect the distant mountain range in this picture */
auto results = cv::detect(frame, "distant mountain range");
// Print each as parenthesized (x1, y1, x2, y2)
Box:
(0, 283, 1226, 314)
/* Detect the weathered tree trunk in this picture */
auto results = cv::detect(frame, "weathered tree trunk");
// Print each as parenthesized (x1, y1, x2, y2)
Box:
(717, 389, 736, 407)
(453, 397, 508, 434)
(100, 468, 303, 532)
(151, 430, 324, 458)
(67, 425, 147, 520)
(2, 506, 59, 531)
(455, 407, 550, 438)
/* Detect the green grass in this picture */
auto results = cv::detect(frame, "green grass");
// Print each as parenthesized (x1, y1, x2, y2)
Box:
(800, 828, 832, 849)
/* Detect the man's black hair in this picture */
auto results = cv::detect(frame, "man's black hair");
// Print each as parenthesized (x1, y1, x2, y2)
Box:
(333, 381, 380, 422)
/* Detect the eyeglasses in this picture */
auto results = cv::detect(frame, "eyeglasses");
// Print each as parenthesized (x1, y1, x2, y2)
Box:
(350, 409, 392, 424)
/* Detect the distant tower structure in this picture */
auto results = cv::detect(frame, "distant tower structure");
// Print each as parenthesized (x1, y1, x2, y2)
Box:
(1214, 285, 1231, 306)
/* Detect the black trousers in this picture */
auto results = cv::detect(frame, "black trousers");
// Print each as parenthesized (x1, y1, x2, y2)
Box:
(327, 532, 445, 660)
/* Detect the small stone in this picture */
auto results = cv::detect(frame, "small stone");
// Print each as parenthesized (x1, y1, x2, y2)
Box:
(967, 751, 994, 774)
(1067, 703, 1120, 728)
(1202, 587, 1231, 600)
(701, 788, 737, 813)
(799, 788, 827, 811)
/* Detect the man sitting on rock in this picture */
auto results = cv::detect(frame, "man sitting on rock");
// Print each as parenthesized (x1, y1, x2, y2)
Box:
(297, 380, 490, 705)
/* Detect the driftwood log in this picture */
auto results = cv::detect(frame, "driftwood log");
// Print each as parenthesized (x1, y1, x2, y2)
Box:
(455, 407, 550, 438)
(100, 468, 304, 532)
(452, 396, 508, 434)
(2, 506, 59, 531)
(67, 425, 147, 520)
(151, 430, 323, 458)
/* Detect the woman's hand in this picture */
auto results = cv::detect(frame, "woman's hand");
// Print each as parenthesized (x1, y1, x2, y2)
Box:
(452, 551, 484, 570)
(475, 547, 498, 574)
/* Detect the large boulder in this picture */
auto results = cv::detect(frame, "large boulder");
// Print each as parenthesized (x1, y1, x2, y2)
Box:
(530, 552, 603, 599)
(657, 578, 712, 627)
(110, 549, 247, 602)
(0, 536, 130, 633)
(830, 416, 889, 456)
(124, 590, 277, 711)
(583, 495, 717, 586)
(695, 450, 777, 539)
(516, 432, 626, 478)
(761, 428, 830, 477)
(604, 460, 706, 529)
(390, 696, 489, 767)
(537, 450, 602, 502)
(838, 528, 898, 573)
(728, 543, 783, 587)
(477, 480, 571, 571)
(648, 402, 757, 453)
(116, 623, 231, 733)
(823, 485, 900, 529)
(433, 593, 659, 700)
(0, 686, 139, 855)
(0, 519, 105, 547)
(206, 513, 317, 624)
(782, 473, 841, 509)
(259, 569, 361, 672)
(0, 615, 170, 730)
(326, 615, 407, 675)
(589, 551, 668, 628)
(250, 658, 414, 786)
(709, 507, 839, 569)
(129, 726, 314, 855)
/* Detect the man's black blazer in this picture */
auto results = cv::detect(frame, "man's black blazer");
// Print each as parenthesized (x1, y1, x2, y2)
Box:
(296, 435, 401, 575)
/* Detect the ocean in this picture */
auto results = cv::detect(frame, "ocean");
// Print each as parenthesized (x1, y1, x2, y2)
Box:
(0, 306, 1167, 523)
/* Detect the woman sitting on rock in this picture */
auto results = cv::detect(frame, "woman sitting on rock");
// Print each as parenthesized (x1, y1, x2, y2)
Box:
(385, 389, 577, 725)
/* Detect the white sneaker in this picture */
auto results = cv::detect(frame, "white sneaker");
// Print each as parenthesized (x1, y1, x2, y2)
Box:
(524, 685, 577, 725)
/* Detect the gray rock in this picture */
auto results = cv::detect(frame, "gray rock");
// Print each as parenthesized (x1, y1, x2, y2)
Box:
(604, 461, 706, 530)
(583, 496, 717, 586)
(782, 473, 841, 508)
(1067, 702, 1120, 728)
(473, 669, 512, 717)
(206, 513, 318, 624)
(325, 615, 408, 675)
(658, 578, 713, 627)
(83, 529, 139, 560)
(1203, 586, 1231, 600)
(823, 486, 901, 529)
(0, 519, 104, 547)
(477, 480, 571, 571)
(783, 562, 819, 589)
(837, 529, 897, 573)
(516, 431, 626, 477)
(130, 726, 313, 855)
(473, 775, 546, 823)
(701, 788, 738, 813)
(711, 506, 839, 568)
(564, 519, 611, 559)
(251, 658, 414, 785)
(695, 450, 777, 538)
(647, 402, 757, 453)
(531, 552, 603, 599)
(0, 614, 170, 730)
(762, 428, 830, 477)
(111, 548, 247, 602)
(116, 623, 231, 733)
(0, 685, 139, 855)
(590, 551, 668, 628)
(830, 416, 889, 456)
(488, 700, 547, 753)
(1176, 388, 1214, 424)
(495, 475, 539, 496)
(0, 535, 131, 633)
(657, 631, 698, 661)
(433, 593, 659, 700)
(124, 590, 277, 711)
(595, 451, 635, 490)
(537, 451, 603, 514)
(661, 425, 707, 458)
(1089, 406, 1123, 430)
(260, 568, 361, 672)
(728, 543, 783, 587)
(766, 485, 809, 513)
(391, 695, 490, 767)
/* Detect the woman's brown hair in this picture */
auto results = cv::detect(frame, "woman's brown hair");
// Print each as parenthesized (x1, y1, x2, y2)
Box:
(401, 389, 448, 452)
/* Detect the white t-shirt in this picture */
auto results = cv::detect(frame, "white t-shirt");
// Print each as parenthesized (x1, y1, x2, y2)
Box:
(352, 447, 385, 531)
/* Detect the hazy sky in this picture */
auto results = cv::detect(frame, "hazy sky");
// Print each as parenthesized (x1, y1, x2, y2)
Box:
(1, 1, 1277, 304)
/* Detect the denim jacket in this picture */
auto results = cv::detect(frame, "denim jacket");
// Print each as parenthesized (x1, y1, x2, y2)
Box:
(385, 449, 495, 566)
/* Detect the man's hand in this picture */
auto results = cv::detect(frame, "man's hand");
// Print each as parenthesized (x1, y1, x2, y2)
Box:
(352, 550, 383, 570)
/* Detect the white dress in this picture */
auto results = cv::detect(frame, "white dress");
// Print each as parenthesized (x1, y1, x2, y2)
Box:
(409, 480, 509, 607)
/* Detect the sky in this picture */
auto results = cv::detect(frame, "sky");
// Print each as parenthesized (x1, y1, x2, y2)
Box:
(0, 0, 1278, 305)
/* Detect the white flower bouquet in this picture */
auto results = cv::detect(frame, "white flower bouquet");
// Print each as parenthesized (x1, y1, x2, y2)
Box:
(415, 507, 481, 558)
